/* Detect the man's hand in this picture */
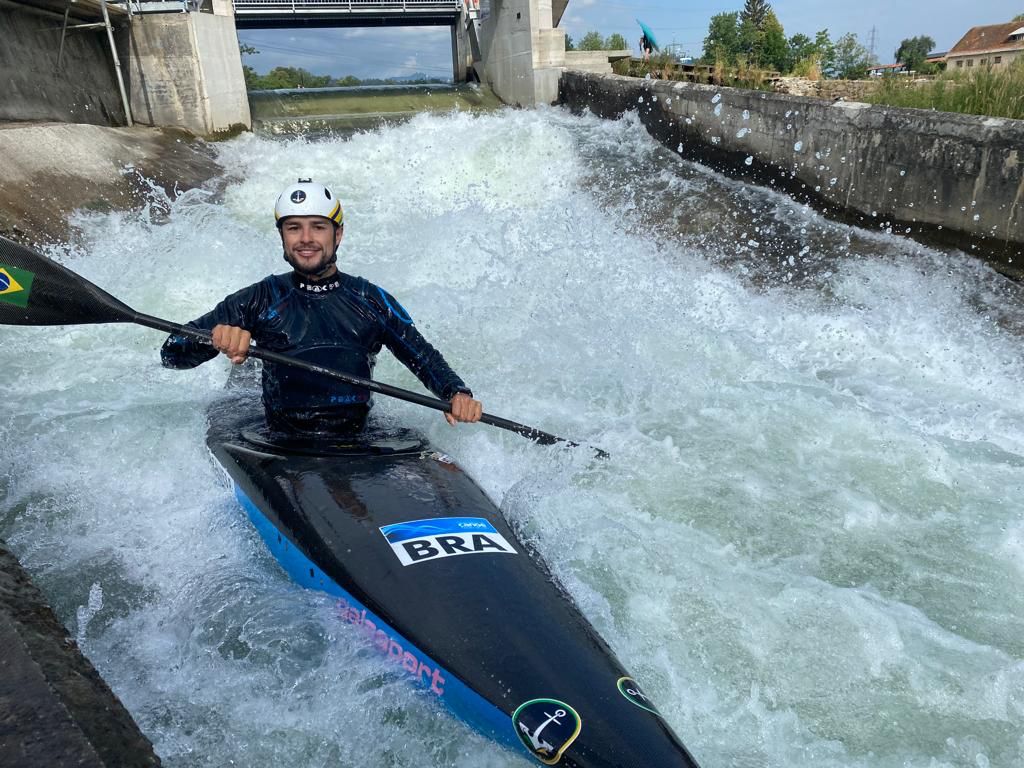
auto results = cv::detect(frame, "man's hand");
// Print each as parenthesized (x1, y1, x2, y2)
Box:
(445, 392, 482, 426)
(211, 324, 252, 364)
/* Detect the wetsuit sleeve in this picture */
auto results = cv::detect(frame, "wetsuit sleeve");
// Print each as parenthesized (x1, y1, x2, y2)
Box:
(370, 286, 471, 401)
(160, 282, 268, 369)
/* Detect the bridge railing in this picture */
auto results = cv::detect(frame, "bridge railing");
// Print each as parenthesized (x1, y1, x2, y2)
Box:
(232, 0, 463, 12)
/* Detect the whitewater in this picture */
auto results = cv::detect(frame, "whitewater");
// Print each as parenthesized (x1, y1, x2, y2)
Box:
(1, 105, 1022, 767)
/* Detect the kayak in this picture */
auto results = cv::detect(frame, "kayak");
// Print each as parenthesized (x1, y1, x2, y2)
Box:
(206, 393, 702, 767)
(0, 237, 698, 765)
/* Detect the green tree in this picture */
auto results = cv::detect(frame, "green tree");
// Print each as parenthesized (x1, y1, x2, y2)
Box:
(833, 32, 873, 79)
(740, 0, 771, 28)
(737, 16, 760, 64)
(606, 33, 628, 50)
(760, 10, 788, 71)
(242, 64, 262, 89)
(565, 34, 575, 51)
(732, 1, 785, 70)
(787, 33, 815, 65)
(894, 35, 935, 72)
(1014, 12, 1024, 20)
(257, 66, 331, 89)
(239, 42, 259, 56)
(702, 11, 741, 63)
(815, 28, 836, 77)
(578, 31, 605, 51)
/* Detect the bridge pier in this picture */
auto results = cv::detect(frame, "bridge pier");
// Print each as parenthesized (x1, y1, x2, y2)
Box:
(477, 0, 565, 106)
(451, 15, 469, 82)
(124, 0, 251, 136)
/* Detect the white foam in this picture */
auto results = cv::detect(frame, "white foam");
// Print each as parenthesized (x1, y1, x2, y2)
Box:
(2, 107, 1023, 767)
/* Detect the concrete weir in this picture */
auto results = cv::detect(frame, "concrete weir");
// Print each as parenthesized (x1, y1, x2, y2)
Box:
(559, 71, 1024, 278)
(0, 542, 161, 767)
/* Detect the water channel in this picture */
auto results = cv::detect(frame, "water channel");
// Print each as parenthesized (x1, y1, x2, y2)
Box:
(1, 91, 1023, 767)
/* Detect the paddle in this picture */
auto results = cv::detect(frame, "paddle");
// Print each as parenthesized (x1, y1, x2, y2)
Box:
(0, 236, 608, 458)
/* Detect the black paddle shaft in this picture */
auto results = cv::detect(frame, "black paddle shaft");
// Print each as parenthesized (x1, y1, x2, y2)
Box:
(0, 236, 607, 457)
(135, 313, 599, 452)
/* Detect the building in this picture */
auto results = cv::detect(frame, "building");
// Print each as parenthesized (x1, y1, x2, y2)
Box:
(868, 51, 948, 77)
(946, 20, 1024, 70)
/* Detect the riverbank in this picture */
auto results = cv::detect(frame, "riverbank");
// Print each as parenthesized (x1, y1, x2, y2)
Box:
(560, 71, 1024, 279)
(0, 122, 222, 763)
(0, 122, 226, 247)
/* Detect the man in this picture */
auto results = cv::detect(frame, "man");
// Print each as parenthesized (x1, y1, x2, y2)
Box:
(162, 179, 482, 434)
(640, 34, 653, 63)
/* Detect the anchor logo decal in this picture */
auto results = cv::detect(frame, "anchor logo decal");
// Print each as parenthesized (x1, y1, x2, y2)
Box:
(512, 698, 581, 765)
(617, 676, 661, 716)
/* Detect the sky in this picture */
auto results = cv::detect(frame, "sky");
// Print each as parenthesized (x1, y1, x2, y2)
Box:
(238, 1, 1024, 81)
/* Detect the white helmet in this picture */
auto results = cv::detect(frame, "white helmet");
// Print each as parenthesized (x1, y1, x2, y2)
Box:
(274, 179, 344, 228)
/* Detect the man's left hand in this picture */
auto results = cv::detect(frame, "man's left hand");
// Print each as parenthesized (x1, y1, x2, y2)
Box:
(446, 393, 483, 426)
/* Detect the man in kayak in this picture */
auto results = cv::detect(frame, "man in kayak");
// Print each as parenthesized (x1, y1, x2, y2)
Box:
(161, 179, 483, 435)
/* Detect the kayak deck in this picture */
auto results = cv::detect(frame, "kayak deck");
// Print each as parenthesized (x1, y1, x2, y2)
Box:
(206, 395, 701, 768)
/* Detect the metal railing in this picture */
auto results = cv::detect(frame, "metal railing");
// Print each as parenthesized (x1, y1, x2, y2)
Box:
(112, 0, 200, 13)
(232, 0, 462, 13)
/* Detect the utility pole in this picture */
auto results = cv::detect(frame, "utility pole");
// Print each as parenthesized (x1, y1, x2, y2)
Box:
(867, 26, 877, 60)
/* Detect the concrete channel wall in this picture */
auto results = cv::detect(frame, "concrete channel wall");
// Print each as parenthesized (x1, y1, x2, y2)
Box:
(0, 542, 161, 766)
(0, 7, 126, 126)
(560, 71, 1024, 277)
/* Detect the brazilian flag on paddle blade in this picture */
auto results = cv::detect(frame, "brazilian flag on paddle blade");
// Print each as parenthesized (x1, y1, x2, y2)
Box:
(0, 263, 35, 308)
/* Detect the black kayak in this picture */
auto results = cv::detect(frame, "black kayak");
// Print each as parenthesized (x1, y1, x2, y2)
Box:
(206, 394, 702, 768)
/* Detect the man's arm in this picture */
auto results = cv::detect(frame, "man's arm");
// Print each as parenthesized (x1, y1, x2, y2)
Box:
(161, 282, 268, 369)
(369, 285, 482, 424)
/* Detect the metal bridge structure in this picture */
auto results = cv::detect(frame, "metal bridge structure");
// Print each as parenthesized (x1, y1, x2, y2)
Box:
(231, 0, 467, 31)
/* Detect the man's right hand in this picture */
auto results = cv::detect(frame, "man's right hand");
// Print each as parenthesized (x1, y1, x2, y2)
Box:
(211, 324, 252, 364)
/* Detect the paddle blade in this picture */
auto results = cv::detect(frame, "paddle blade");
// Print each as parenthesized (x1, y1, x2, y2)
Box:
(0, 236, 136, 326)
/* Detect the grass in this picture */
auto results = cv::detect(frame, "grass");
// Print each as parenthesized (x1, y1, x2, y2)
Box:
(613, 53, 776, 91)
(865, 59, 1024, 120)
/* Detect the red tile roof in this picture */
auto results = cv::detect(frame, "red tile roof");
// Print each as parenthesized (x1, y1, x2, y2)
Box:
(948, 21, 1024, 56)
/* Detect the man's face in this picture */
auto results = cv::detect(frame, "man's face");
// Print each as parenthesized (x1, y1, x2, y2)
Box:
(280, 216, 343, 276)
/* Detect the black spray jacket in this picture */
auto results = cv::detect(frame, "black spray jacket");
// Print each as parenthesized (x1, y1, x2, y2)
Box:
(161, 271, 470, 432)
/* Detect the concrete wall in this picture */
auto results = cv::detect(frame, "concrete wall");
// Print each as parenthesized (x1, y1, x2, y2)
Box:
(0, 7, 126, 125)
(479, 0, 565, 106)
(0, 541, 161, 767)
(0, 122, 225, 246)
(124, 11, 250, 136)
(560, 71, 1024, 275)
(563, 50, 615, 75)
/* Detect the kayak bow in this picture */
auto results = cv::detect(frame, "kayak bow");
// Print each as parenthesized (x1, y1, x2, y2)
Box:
(207, 393, 702, 767)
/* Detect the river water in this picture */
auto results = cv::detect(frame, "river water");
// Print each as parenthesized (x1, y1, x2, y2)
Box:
(2, 104, 1023, 768)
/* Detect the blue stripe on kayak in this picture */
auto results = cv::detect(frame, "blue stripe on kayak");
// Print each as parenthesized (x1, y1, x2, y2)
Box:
(233, 485, 522, 754)
(380, 516, 498, 544)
